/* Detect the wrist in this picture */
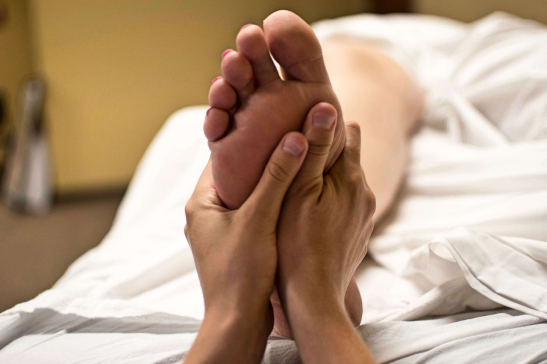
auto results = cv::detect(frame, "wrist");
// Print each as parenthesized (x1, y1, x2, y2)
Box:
(277, 275, 347, 336)
(279, 282, 374, 364)
(205, 281, 270, 318)
(280, 272, 346, 316)
(205, 297, 273, 336)
(286, 284, 347, 323)
(186, 302, 273, 364)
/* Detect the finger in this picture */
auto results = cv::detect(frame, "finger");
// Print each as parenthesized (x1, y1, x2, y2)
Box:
(326, 121, 365, 189)
(294, 102, 337, 184)
(342, 120, 362, 166)
(241, 132, 308, 221)
(329, 120, 362, 174)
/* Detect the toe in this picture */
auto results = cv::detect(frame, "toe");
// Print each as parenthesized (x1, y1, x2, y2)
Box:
(208, 77, 237, 111)
(263, 10, 329, 83)
(204, 107, 230, 142)
(236, 24, 280, 86)
(221, 50, 254, 97)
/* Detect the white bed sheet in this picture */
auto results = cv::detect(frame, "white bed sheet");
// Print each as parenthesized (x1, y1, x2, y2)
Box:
(1, 12, 547, 363)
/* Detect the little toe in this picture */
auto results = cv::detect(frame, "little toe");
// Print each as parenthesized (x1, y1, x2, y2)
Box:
(263, 10, 329, 83)
(204, 107, 230, 142)
(221, 49, 254, 97)
(208, 77, 237, 111)
(236, 24, 280, 86)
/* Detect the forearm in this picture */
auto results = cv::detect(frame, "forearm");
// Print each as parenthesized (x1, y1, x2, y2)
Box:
(283, 283, 376, 364)
(185, 304, 272, 364)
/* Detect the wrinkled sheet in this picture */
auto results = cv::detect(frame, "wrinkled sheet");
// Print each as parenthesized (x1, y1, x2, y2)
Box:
(1, 12, 547, 363)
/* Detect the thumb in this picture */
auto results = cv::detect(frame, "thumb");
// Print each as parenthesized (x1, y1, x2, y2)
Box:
(241, 132, 308, 222)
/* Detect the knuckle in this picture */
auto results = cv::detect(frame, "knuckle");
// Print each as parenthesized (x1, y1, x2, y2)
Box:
(307, 141, 331, 158)
(345, 120, 361, 134)
(184, 200, 194, 220)
(348, 171, 365, 191)
(361, 242, 369, 259)
(289, 178, 322, 199)
(344, 122, 362, 158)
(267, 158, 292, 183)
(346, 171, 376, 216)
(184, 224, 191, 243)
(366, 189, 377, 215)
(184, 199, 201, 234)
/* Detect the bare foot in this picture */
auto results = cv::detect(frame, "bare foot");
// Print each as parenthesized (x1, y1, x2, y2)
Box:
(204, 10, 362, 337)
(205, 12, 345, 209)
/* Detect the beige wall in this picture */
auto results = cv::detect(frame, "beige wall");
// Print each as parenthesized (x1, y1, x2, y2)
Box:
(0, 0, 33, 161)
(16, 0, 547, 193)
(416, 0, 547, 25)
(27, 0, 367, 193)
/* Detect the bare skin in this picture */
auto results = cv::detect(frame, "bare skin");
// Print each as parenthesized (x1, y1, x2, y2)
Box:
(277, 105, 377, 364)
(184, 131, 309, 364)
(205, 10, 423, 337)
(321, 36, 423, 220)
(202, 5, 423, 348)
(185, 8, 423, 361)
(206, 20, 346, 210)
(204, 16, 344, 209)
(185, 104, 376, 364)
(205, 11, 364, 337)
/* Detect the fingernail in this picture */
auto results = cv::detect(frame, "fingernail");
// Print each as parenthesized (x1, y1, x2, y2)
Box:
(206, 107, 212, 116)
(241, 24, 252, 30)
(222, 49, 232, 59)
(313, 112, 335, 129)
(283, 135, 305, 156)
(212, 77, 221, 84)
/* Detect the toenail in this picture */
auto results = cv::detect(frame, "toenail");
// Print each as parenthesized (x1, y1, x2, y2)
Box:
(206, 107, 212, 115)
(212, 77, 221, 84)
(283, 135, 305, 156)
(240, 24, 252, 30)
(313, 112, 335, 130)
(222, 49, 232, 59)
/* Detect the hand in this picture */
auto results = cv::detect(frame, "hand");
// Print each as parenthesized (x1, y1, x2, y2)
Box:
(278, 102, 375, 307)
(184, 131, 308, 364)
(276, 102, 376, 363)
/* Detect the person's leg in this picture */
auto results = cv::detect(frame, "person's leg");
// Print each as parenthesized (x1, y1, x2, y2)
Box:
(322, 37, 424, 221)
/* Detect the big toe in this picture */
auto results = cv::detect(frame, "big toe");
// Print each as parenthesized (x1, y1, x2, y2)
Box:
(263, 10, 329, 83)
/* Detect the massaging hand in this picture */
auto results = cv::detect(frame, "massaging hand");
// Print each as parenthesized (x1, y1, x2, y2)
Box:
(184, 131, 308, 364)
(277, 102, 375, 306)
(277, 103, 376, 364)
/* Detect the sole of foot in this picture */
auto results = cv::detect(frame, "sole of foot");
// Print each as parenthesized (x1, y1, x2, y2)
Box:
(205, 10, 346, 209)
(204, 10, 360, 338)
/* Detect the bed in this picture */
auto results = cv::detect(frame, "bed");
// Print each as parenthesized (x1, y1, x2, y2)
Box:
(1, 12, 547, 363)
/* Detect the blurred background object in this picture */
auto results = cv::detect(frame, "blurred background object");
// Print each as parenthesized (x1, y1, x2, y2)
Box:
(1, 0, 547, 312)
(0, 92, 6, 168)
(2, 77, 52, 214)
(0, 1, 7, 27)
(0, 0, 33, 177)
(374, 0, 411, 14)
